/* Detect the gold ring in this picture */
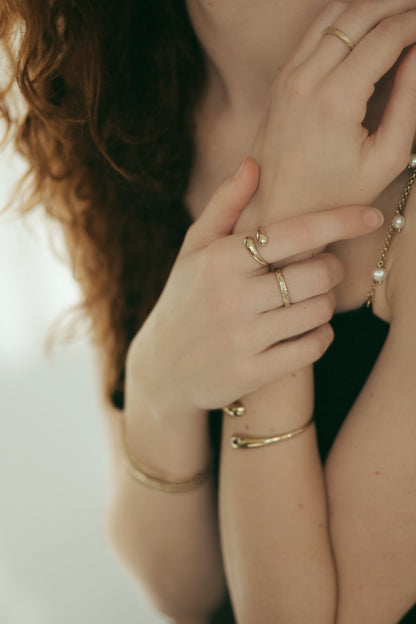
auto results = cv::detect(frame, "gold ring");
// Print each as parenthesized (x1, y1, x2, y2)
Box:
(274, 268, 291, 307)
(256, 226, 268, 247)
(244, 236, 268, 266)
(323, 25, 356, 51)
(222, 401, 246, 417)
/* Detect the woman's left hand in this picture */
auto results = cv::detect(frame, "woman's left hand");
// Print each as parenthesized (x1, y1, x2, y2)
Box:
(243, 0, 416, 227)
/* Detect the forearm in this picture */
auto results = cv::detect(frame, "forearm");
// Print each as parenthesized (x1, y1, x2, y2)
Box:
(323, 367, 416, 622)
(220, 368, 337, 623)
(107, 371, 226, 621)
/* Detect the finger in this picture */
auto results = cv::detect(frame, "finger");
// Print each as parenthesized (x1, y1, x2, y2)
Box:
(251, 253, 344, 312)
(184, 157, 259, 253)
(252, 323, 335, 387)
(369, 44, 416, 166)
(305, 0, 416, 79)
(332, 9, 416, 103)
(285, 0, 349, 70)
(254, 293, 336, 352)
(232, 205, 383, 272)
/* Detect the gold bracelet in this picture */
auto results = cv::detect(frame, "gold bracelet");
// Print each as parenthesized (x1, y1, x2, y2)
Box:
(118, 412, 212, 493)
(231, 415, 315, 449)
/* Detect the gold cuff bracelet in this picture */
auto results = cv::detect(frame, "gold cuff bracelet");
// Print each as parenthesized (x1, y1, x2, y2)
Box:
(231, 415, 315, 449)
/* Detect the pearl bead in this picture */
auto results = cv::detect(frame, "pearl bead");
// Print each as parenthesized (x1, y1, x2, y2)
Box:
(392, 215, 406, 231)
(373, 268, 386, 283)
(409, 154, 416, 168)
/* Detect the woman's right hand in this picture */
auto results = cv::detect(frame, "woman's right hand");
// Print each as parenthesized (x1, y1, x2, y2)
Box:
(126, 158, 384, 416)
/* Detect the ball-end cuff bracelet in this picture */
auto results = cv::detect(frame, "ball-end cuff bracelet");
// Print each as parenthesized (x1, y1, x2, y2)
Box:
(231, 415, 315, 449)
(222, 401, 246, 417)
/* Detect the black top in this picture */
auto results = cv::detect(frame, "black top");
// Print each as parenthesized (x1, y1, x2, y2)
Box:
(209, 304, 416, 623)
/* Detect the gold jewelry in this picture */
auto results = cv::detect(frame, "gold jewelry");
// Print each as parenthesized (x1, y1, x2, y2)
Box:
(222, 400, 246, 417)
(244, 236, 268, 266)
(323, 25, 356, 51)
(231, 415, 314, 449)
(118, 412, 212, 492)
(366, 160, 416, 308)
(274, 268, 291, 307)
(256, 226, 268, 247)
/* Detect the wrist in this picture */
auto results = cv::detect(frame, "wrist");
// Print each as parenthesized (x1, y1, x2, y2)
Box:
(123, 363, 211, 479)
(224, 367, 314, 435)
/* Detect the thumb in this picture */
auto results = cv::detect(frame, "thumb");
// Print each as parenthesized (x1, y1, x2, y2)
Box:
(184, 157, 260, 252)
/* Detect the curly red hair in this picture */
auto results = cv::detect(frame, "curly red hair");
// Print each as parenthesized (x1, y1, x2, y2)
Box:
(1, 0, 206, 408)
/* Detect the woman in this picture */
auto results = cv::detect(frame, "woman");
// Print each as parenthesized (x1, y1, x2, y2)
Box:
(2, 0, 416, 621)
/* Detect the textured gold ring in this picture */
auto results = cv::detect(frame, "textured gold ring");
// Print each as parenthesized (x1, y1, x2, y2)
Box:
(323, 25, 356, 51)
(274, 268, 291, 307)
(244, 236, 268, 266)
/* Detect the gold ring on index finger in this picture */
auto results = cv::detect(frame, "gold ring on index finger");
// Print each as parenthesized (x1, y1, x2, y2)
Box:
(244, 227, 269, 266)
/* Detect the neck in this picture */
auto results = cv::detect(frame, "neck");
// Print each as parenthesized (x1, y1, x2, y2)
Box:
(185, 0, 330, 116)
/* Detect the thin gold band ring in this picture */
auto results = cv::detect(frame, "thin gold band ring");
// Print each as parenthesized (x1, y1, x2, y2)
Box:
(323, 25, 356, 51)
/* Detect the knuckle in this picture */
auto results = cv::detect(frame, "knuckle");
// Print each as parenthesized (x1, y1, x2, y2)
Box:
(319, 253, 345, 288)
(351, 0, 377, 17)
(317, 79, 346, 116)
(327, 0, 348, 11)
(384, 143, 409, 175)
(307, 326, 333, 363)
(316, 292, 336, 322)
(316, 257, 336, 291)
(231, 356, 253, 389)
(375, 14, 402, 38)
(284, 66, 312, 100)
(211, 289, 234, 320)
(324, 0, 351, 20)
(203, 238, 229, 273)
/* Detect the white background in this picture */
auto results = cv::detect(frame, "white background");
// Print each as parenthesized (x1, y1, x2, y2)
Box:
(0, 141, 168, 623)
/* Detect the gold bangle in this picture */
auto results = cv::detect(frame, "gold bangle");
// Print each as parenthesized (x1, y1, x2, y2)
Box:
(118, 412, 212, 492)
(231, 415, 314, 449)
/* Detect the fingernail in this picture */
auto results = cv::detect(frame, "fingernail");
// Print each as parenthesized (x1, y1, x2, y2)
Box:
(233, 158, 246, 179)
(363, 208, 384, 228)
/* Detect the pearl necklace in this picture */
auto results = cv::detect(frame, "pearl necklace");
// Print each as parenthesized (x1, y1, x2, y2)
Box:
(366, 154, 416, 308)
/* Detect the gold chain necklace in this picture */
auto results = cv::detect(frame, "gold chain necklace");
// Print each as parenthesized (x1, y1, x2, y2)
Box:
(366, 155, 416, 308)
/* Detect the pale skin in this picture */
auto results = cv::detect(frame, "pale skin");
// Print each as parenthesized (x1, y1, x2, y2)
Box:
(105, 1, 416, 622)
